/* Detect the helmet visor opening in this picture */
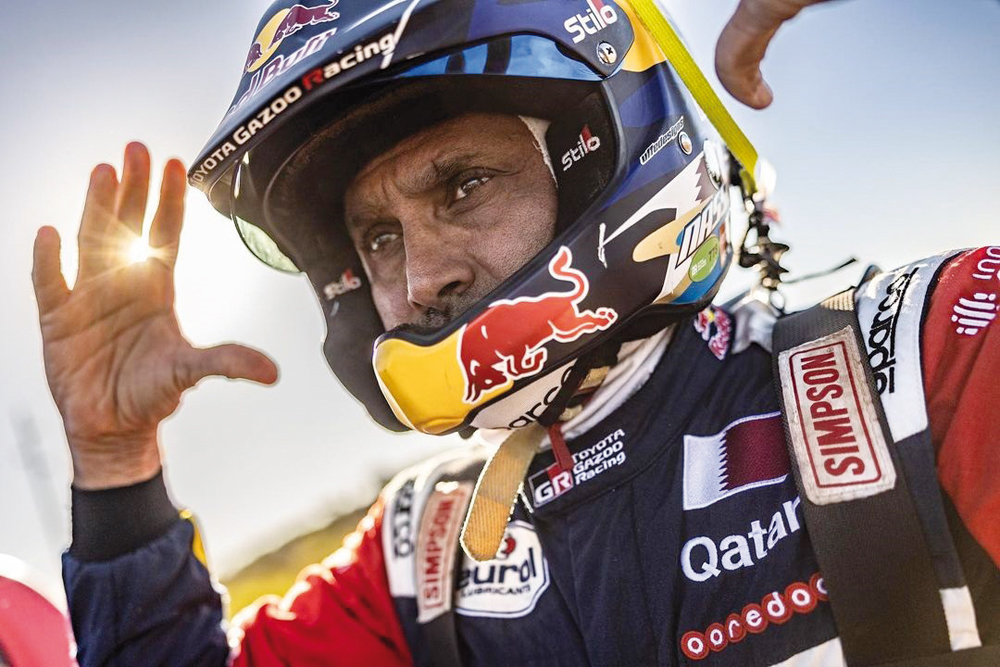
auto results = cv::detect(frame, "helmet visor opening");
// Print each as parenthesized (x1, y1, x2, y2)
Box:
(225, 33, 613, 276)
(232, 157, 300, 273)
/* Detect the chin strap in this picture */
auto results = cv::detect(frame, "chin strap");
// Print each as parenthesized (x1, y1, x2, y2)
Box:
(627, 0, 760, 196)
(460, 346, 619, 561)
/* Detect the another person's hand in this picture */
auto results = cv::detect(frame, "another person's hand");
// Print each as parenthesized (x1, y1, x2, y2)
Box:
(32, 143, 278, 490)
(716, 0, 831, 109)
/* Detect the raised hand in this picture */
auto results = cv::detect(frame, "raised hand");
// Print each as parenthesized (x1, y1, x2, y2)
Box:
(715, 0, 833, 109)
(32, 143, 278, 490)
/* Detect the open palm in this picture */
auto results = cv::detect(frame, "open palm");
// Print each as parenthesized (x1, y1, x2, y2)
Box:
(32, 143, 277, 489)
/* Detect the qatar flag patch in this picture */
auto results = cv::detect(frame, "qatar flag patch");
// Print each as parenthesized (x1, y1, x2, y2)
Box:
(683, 412, 790, 510)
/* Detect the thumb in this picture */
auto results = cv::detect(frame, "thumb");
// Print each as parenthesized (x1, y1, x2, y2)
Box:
(179, 343, 279, 387)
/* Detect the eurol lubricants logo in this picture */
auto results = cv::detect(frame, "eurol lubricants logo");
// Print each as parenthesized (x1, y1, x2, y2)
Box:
(455, 521, 550, 619)
(244, 2, 341, 73)
(457, 247, 618, 404)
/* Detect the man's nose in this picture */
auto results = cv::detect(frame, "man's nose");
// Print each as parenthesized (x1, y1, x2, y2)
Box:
(403, 225, 475, 313)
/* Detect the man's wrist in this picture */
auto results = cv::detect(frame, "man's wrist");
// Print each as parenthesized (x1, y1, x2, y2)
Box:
(69, 468, 181, 562)
(68, 432, 162, 490)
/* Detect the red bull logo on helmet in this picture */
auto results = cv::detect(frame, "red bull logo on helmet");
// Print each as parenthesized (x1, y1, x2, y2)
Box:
(244, 2, 341, 73)
(457, 247, 618, 405)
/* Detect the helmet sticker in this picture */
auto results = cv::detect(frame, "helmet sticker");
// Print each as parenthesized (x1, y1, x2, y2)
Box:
(560, 125, 602, 173)
(639, 116, 685, 166)
(322, 268, 363, 300)
(564, 0, 620, 45)
(458, 247, 618, 405)
(244, 2, 341, 74)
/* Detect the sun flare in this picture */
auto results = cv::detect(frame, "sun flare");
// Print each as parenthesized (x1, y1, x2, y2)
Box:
(128, 238, 152, 264)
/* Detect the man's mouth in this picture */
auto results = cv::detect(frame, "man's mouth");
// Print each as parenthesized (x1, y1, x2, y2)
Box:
(387, 307, 454, 337)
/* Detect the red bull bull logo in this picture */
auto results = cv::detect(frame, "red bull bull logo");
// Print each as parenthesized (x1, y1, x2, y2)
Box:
(458, 247, 618, 405)
(244, 2, 341, 73)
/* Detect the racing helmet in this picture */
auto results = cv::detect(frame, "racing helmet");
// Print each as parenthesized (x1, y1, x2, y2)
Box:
(190, 0, 740, 435)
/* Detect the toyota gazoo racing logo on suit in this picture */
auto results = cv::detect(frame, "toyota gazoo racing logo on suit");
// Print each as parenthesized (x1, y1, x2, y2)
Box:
(457, 247, 618, 404)
(528, 428, 627, 507)
(455, 521, 550, 618)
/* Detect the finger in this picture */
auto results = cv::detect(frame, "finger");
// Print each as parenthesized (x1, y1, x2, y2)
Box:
(32, 226, 70, 315)
(149, 159, 187, 268)
(179, 344, 279, 389)
(76, 164, 119, 283)
(115, 142, 151, 236)
(715, 0, 782, 109)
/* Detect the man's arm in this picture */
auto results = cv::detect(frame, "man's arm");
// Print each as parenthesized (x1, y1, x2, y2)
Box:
(40, 145, 414, 663)
(922, 246, 1000, 565)
(61, 476, 413, 666)
(230, 497, 413, 666)
(62, 474, 228, 665)
(32, 143, 278, 662)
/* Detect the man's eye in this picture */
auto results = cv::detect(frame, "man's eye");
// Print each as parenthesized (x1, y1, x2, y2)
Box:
(454, 175, 490, 201)
(367, 231, 400, 254)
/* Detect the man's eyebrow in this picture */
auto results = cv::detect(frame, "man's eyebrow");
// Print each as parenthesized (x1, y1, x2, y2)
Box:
(400, 151, 481, 196)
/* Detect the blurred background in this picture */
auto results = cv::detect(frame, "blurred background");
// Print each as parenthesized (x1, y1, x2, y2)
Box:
(0, 0, 998, 612)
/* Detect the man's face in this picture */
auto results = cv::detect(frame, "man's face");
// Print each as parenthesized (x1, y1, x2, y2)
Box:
(344, 113, 558, 333)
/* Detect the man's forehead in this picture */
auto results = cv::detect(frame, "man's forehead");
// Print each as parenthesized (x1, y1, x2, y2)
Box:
(358, 114, 523, 177)
(346, 114, 528, 209)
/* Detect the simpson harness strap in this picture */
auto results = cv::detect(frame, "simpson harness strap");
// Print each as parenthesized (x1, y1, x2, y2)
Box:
(772, 251, 994, 665)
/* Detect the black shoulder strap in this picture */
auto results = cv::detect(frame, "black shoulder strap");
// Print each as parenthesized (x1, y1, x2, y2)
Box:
(773, 290, 954, 665)
(413, 457, 484, 667)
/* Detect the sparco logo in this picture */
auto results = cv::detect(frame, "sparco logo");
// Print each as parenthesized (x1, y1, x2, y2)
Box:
(390, 479, 415, 558)
(680, 573, 828, 661)
(867, 269, 915, 394)
(563, 0, 618, 44)
(455, 521, 550, 618)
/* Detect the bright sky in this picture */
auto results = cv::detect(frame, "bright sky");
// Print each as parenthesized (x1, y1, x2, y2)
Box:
(0, 0, 997, 603)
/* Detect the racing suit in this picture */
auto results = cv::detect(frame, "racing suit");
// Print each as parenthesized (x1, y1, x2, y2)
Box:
(62, 247, 1000, 666)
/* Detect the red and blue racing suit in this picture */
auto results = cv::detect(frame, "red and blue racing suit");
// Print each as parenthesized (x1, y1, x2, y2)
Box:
(63, 247, 1000, 665)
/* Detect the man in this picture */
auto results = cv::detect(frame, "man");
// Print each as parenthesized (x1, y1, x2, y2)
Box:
(32, 0, 998, 665)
